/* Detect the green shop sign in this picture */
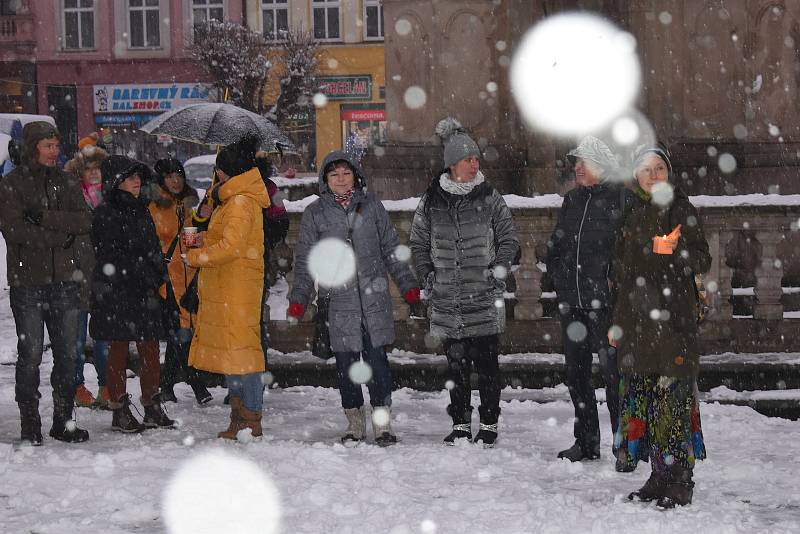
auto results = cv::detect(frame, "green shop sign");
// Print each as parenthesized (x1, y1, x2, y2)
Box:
(318, 75, 372, 101)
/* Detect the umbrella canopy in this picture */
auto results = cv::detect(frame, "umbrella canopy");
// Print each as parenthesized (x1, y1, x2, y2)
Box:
(139, 102, 294, 152)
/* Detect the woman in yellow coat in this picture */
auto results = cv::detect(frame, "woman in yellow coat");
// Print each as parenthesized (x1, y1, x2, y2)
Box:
(184, 134, 270, 440)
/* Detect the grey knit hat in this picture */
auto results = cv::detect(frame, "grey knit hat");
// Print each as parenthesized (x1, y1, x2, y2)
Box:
(566, 135, 620, 178)
(435, 117, 481, 168)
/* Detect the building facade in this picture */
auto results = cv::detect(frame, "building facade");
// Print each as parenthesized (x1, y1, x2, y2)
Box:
(0, 0, 36, 113)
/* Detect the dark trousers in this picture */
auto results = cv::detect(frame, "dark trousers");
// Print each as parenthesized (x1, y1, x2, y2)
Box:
(161, 327, 195, 388)
(444, 334, 501, 425)
(334, 333, 392, 409)
(11, 282, 80, 408)
(559, 306, 619, 452)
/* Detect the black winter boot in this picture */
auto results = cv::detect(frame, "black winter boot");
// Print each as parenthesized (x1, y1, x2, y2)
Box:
(111, 394, 145, 433)
(443, 405, 472, 445)
(49, 399, 90, 443)
(189, 380, 213, 405)
(160, 384, 178, 403)
(628, 472, 667, 502)
(473, 422, 498, 448)
(557, 440, 600, 462)
(19, 401, 42, 446)
(656, 467, 694, 508)
(143, 394, 176, 428)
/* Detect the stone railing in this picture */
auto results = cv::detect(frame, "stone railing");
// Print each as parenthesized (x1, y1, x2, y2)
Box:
(275, 194, 800, 353)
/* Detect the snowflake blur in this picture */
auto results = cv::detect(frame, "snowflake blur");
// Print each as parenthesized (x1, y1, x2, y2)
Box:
(307, 237, 357, 288)
(510, 13, 641, 136)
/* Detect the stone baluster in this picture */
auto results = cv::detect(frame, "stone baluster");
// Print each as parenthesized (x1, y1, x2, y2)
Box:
(754, 229, 784, 320)
(708, 229, 733, 322)
(513, 220, 543, 320)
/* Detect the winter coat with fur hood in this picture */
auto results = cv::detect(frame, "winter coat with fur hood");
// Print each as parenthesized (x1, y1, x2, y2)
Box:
(611, 187, 711, 377)
(288, 151, 418, 352)
(186, 167, 270, 375)
(409, 172, 519, 340)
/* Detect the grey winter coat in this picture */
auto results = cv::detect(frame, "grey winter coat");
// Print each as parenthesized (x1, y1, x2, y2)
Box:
(409, 172, 519, 340)
(288, 151, 418, 352)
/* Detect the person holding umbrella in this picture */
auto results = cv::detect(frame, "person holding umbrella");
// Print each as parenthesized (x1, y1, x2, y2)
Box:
(183, 133, 271, 441)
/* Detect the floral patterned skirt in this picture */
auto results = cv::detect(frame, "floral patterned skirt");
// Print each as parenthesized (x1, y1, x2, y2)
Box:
(614, 374, 706, 474)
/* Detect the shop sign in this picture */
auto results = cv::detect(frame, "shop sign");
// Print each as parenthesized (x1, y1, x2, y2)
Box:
(94, 113, 161, 127)
(341, 109, 385, 121)
(93, 83, 213, 113)
(317, 76, 371, 101)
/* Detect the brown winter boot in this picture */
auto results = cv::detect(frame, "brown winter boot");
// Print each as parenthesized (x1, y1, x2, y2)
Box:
(239, 405, 263, 441)
(218, 397, 243, 440)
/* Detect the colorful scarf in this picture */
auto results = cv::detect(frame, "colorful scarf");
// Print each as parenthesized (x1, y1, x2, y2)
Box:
(334, 189, 355, 208)
(80, 181, 102, 209)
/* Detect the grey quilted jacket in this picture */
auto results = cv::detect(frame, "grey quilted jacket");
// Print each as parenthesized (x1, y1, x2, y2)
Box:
(410, 174, 519, 340)
(288, 151, 418, 352)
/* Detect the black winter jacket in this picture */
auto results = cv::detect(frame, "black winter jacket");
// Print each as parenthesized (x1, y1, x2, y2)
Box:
(89, 189, 167, 341)
(410, 174, 519, 340)
(546, 183, 632, 309)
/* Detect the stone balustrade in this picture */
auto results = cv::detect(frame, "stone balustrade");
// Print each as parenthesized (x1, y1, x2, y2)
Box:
(274, 194, 800, 353)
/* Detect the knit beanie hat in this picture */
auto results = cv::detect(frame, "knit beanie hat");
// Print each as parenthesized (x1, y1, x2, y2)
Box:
(632, 143, 673, 179)
(566, 135, 620, 178)
(216, 133, 259, 177)
(153, 158, 186, 187)
(435, 117, 481, 168)
(21, 121, 60, 166)
(78, 132, 99, 150)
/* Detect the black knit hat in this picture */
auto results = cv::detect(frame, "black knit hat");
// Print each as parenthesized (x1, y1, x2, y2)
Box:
(216, 133, 259, 177)
(633, 143, 673, 179)
(101, 155, 152, 195)
(153, 158, 186, 187)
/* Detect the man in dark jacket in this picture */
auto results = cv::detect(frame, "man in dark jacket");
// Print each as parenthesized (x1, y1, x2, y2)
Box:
(0, 121, 92, 445)
(546, 135, 631, 461)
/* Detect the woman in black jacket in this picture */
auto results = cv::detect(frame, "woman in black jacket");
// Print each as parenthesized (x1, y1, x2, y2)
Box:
(610, 145, 711, 508)
(90, 155, 174, 433)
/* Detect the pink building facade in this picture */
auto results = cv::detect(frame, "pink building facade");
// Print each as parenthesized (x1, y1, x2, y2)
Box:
(32, 0, 243, 158)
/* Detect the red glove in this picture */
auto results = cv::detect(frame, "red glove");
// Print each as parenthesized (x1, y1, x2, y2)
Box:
(404, 288, 421, 305)
(287, 303, 305, 319)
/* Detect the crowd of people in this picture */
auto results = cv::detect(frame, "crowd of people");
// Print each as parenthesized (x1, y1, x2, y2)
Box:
(0, 117, 709, 510)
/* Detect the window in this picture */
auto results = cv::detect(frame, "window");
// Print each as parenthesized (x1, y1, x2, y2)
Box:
(261, 0, 288, 42)
(128, 0, 160, 48)
(0, 0, 18, 16)
(312, 0, 339, 41)
(192, 0, 224, 28)
(63, 0, 95, 49)
(364, 0, 383, 40)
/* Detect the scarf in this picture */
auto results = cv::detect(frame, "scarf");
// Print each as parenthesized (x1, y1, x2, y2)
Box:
(334, 189, 355, 208)
(439, 170, 485, 196)
(634, 184, 652, 203)
(80, 181, 102, 209)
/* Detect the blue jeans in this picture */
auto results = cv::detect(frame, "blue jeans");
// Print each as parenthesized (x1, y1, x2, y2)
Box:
(76, 311, 109, 387)
(334, 334, 392, 410)
(10, 282, 80, 405)
(226, 373, 264, 412)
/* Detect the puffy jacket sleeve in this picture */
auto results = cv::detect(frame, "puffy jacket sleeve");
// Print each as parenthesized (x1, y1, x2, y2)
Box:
(374, 199, 417, 294)
(409, 192, 433, 284)
(186, 196, 257, 268)
(0, 175, 69, 248)
(490, 191, 519, 270)
(670, 198, 711, 275)
(286, 204, 319, 306)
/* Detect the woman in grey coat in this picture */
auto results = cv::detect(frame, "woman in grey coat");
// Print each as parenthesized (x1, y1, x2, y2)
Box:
(288, 151, 419, 446)
(410, 118, 519, 448)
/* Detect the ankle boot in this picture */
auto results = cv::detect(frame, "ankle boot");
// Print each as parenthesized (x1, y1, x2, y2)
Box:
(473, 422, 498, 448)
(238, 405, 263, 441)
(110, 394, 145, 433)
(444, 405, 472, 445)
(341, 406, 366, 443)
(189, 380, 213, 405)
(218, 397, 243, 439)
(628, 472, 666, 502)
(19, 401, 42, 446)
(50, 398, 89, 443)
(372, 407, 396, 447)
(160, 384, 178, 403)
(143, 393, 176, 428)
(656, 467, 694, 508)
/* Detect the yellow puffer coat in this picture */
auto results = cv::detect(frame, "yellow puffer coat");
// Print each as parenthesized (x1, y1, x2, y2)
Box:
(186, 167, 270, 375)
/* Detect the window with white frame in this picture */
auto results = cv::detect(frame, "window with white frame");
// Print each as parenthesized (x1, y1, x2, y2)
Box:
(364, 0, 383, 40)
(312, 0, 340, 41)
(192, 0, 224, 27)
(128, 0, 160, 48)
(261, 0, 288, 42)
(63, 0, 95, 49)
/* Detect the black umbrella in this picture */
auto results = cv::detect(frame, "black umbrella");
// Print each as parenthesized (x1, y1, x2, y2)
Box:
(139, 102, 294, 151)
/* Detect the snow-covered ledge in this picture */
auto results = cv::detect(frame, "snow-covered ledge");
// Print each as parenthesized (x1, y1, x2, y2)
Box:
(279, 193, 800, 326)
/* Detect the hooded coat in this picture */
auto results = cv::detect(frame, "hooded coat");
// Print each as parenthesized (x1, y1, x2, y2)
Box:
(288, 151, 418, 352)
(0, 121, 91, 288)
(611, 187, 711, 377)
(148, 183, 199, 330)
(409, 171, 519, 340)
(186, 167, 270, 374)
(89, 156, 167, 341)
